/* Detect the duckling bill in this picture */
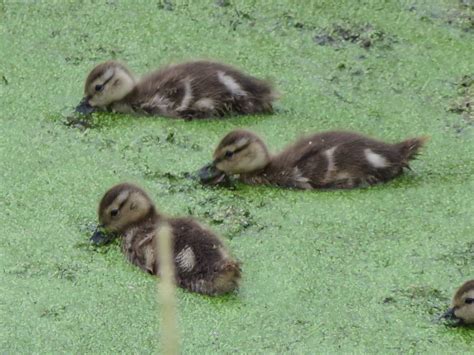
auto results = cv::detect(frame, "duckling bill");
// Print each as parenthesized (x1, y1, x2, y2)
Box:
(91, 183, 241, 296)
(90, 225, 117, 245)
(442, 280, 474, 326)
(199, 129, 428, 189)
(76, 60, 278, 119)
(75, 97, 95, 115)
(197, 163, 228, 185)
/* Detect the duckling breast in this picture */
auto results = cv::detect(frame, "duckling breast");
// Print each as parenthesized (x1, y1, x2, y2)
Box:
(122, 227, 157, 274)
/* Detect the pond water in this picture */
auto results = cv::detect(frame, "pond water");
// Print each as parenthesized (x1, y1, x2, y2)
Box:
(1, 1, 473, 353)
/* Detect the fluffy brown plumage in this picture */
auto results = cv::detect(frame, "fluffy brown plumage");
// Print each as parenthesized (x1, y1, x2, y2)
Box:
(442, 280, 474, 325)
(199, 129, 428, 189)
(76, 60, 278, 119)
(91, 183, 241, 296)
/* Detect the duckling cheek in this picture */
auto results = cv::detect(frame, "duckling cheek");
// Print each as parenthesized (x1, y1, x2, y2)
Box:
(88, 96, 99, 106)
(214, 161, 237, 175)
(454, 307, 473, 324)
(216, 160, 239, 174)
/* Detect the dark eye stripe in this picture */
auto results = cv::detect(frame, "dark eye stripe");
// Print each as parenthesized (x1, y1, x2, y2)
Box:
(466, 298, 474, 304)
(225, 143, 249, 158)
(102, 74, 114, 86)
(94, 71, 115, 92)
(118, 198, 128, 210)
(233, 144, 249, 155)
(214, 143, 250, 164)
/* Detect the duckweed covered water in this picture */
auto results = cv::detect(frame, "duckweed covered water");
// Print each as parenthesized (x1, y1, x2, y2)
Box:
(1, 1, 473, 353)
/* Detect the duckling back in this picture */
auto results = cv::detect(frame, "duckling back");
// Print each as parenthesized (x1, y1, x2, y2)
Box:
(244, 131, 427, 189)
(122, 216, 240, 296)
(168, 217, 241, 296)
(288, 132, 428, 188)
(128, 61, 277, 119)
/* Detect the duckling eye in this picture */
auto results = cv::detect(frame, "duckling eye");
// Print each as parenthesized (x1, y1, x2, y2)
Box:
(466, 298, 474, 304)
(225, 151, 234, 159)
(95, 84, 104, 92)
(110, 209, 119, 217)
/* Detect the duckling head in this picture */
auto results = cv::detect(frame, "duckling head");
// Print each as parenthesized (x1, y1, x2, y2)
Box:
(76, 61, 136, 114)
(442, 280, 474, 325)
(91, 183, 155, 245)
(198, 129, 270, 185)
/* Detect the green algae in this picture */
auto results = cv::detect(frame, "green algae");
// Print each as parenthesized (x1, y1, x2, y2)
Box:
(1, 1, 473, 353)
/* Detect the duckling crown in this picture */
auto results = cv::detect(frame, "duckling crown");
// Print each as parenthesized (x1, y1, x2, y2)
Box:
(98, 183, 155, 233)
(213, 129, 270, 174)
(84, 61, 136, 108)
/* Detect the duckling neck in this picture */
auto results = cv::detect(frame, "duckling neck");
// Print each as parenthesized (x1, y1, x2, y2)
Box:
(107, 86, 140, 114)
(237, 158, 274, 185)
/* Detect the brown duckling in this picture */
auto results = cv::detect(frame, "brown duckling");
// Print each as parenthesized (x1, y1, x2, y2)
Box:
(90, 183, 241, 296)
(76, 60, 277, 119)
(199, 129, 428, 189)
(442, 280, 474, 325)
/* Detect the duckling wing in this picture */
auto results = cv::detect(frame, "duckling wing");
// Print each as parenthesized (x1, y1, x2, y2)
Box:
(269, 133, 339, 188)
(131, 70, 183, 116)
(167, 217, 240, 295)
(273, 132, 373, 188)
(171, 61, 276, 116)
(168, 218, 229, 276)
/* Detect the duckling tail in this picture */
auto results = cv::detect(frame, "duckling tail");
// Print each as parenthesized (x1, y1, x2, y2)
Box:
(182, 260, 241, 296)
(397, 136, 429, 164)
(212, 260, 242, 295)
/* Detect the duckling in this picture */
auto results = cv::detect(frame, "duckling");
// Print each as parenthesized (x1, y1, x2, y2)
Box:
(442, 280, 474, 325)
(75, 60, 278, 119)
(90, 183, 241, 296)
(198, 129, 428, 189)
